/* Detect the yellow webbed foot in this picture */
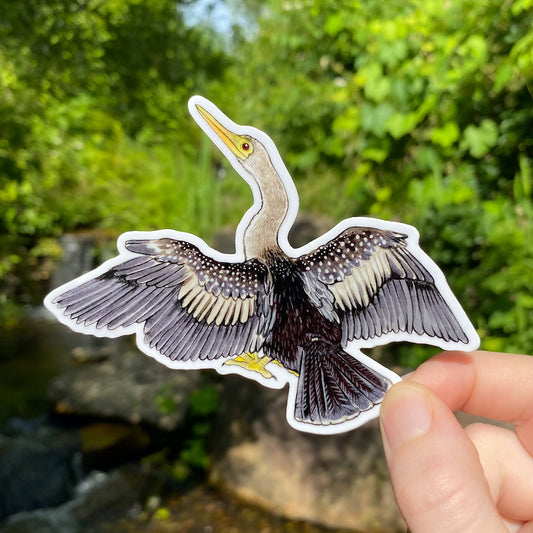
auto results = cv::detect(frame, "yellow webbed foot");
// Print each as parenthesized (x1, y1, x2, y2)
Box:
(224, 352, 273, 379)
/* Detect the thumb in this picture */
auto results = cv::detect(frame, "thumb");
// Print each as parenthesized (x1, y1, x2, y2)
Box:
(379, 381, 507, 533)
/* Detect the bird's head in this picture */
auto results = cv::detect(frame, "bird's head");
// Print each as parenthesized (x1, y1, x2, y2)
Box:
(188, 95, 300, 255)
(195, 104, 257, 164)
(192, 100, 285, 201)
(189, 96, 293, 188)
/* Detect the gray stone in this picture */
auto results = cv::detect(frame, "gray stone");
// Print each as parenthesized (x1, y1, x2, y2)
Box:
(49, 344, 201, 431)
(288, 212, 336, 248)
(1, 467, 151, 533)
(0, 429, 79, 519)
(209, 375, 405, 532)
(1, 509, 80, 533)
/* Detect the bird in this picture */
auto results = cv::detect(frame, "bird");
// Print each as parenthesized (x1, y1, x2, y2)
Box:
(45, 95, 479, 434)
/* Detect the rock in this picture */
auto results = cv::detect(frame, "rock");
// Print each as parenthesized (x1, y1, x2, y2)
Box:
(49, 231, 117, 291)
(0, 426, 80, 519)
(1, 466, 154, 533)
(49, 343, 201, 431)
(288, 212, 335, 247)
(209, 376, 404, 532)
(71, 345, 114, 364)
(1, 507, 80, 533)
(79, 422, 151, 471)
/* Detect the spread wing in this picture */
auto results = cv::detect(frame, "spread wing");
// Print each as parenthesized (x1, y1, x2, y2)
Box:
(49, 238, 275, 362)
(296, 227, 470, 345)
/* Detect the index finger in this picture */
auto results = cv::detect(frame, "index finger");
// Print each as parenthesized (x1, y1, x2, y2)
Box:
(408, 351, 533, 455)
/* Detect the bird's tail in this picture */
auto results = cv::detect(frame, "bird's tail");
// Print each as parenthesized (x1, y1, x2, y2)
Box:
(295, 340, 391, 425)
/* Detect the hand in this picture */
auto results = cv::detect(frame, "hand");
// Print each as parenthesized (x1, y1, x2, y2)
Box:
(379, 351, 533, 533)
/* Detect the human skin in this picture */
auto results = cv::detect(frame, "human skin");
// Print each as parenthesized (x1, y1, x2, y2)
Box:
(379, 351, 533, 533)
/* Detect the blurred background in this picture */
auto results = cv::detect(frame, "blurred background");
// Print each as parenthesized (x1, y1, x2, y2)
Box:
(0, 0, 531, 531)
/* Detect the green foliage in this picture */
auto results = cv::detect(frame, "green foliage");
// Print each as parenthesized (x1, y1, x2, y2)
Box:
(153, 507, 171, 521)
(179, 420, 212, 471)
(1, 0, 532, 361)
(175, 385, 219, 475)
(188, 385, 220, 417)
(153, 383, 220, 479)
(229, 0, 533, 359)
(155, 384, 178, 415)
(0, 0, 230, 309)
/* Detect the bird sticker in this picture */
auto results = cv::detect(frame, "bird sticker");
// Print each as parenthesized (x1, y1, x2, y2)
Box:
(45, 96, 480, 435)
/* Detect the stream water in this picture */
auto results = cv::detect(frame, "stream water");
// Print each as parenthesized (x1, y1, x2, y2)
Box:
(1, 315, 84, 422)
(1, 314, 356, 533)
(0, 226, 352, 532)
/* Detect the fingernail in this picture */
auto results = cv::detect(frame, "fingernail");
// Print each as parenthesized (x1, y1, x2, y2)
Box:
(380, 384, 432, 452)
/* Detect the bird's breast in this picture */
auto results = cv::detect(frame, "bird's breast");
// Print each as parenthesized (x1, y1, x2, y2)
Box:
(262, 251, 341, 369)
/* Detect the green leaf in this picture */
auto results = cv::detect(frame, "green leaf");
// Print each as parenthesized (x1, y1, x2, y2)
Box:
(356, 62, 390, 102)
(514, 154, 532, 200)
(431, 122, 460, 148)
(385, 112, 418, 139)
(324, 12, 344, 36)
(511, 0, 533, 16)
(460, 120, 498, 158)
(332, 106, 360, 134)
(360, 102, 395, 137)
(494, 62, 513, 92)
(189, 386, 219, 417)
(362, 147, 388, 163)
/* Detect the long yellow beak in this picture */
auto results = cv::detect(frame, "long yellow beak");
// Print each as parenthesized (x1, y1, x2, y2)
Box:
(196, 105, 253, 159)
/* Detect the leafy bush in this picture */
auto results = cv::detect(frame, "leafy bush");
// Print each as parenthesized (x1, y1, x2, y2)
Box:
(1, 0, 531, 362)
(229, 0, 533, 359)
(0, 0, 229, 309)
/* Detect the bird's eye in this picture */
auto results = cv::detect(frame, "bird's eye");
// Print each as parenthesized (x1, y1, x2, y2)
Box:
(241, 142, 250, 151)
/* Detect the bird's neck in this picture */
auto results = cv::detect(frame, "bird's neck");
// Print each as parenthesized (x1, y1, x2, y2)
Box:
(243, 161, 289, 260)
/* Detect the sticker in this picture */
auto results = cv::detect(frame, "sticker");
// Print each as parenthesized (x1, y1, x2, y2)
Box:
(45, 96, 480, 435)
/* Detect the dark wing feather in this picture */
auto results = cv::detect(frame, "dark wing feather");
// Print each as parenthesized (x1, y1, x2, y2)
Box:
(51, 238, 274, 362)
(296, 227, 469, 344)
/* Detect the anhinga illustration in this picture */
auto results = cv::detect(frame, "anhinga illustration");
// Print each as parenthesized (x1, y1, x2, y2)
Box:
(45, 96, 479, 434)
